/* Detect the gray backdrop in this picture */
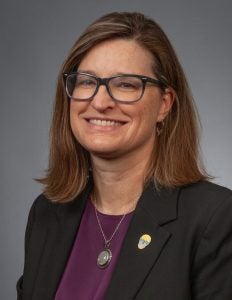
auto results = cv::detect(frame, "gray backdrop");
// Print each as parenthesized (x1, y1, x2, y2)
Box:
(1, 0, 232, 299)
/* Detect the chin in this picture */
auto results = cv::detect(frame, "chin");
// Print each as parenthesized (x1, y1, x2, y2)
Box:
(85, 145, 126, 159)
(89, 148, 120, 159)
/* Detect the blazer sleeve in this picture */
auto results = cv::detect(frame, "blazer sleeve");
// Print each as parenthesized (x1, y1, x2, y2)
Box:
(16, 197, 38, 300)
(191, 194, 232, 299)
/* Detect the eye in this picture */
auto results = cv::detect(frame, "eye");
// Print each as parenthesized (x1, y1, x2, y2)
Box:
(111, 77, 142, 91)
(119, 82, 136, 89)
(76, 76, 97, 88)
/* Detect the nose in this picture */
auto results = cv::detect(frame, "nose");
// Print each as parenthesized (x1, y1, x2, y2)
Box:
(90, 85, 116, 112)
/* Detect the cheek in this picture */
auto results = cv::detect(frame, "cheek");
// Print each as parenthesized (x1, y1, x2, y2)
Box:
(140, 102, 161, 128)
(127, 105, 157, 141)
(70, 101, 86, 123)
(69, 102, 85, 137)
(141, 91, 164, 122)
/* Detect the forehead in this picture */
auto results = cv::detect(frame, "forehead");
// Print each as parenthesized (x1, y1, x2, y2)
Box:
(78, 39, 155, 77)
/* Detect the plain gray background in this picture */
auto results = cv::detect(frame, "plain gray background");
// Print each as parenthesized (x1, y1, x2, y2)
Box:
(1, 0, 232, 299)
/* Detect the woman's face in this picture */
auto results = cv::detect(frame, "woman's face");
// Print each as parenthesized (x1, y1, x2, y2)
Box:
(70, 39, 173, 159)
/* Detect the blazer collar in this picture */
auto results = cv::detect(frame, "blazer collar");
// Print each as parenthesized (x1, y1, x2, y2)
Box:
(105, 182, 180, 299)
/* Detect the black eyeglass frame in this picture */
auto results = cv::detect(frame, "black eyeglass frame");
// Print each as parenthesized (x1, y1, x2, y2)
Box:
(63, 72, 168, 104)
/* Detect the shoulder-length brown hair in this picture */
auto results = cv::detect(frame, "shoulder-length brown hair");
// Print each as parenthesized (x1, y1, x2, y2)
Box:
(38, 12, 208, 202)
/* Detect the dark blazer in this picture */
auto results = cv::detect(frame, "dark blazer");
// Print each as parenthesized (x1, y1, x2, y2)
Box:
(17, 180, 232, 299)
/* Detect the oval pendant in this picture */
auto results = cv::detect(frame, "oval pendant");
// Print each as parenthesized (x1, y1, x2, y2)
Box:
(97, 249, 112, 268)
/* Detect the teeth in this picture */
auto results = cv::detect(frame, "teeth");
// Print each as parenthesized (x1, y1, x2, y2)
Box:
(89, 119, 122, 126)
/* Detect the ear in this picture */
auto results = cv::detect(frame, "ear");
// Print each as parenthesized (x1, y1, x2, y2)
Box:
(157, 88, 175, 122)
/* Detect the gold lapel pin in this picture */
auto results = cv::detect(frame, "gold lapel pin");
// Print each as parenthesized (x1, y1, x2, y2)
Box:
(138, 234, 152, 249)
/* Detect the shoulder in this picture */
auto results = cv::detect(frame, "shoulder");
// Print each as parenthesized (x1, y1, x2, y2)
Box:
(166, 181, 232, 244)
(179, 180, 232, 215)
(28, 186, 91, 223)
(24, 194, 58, 233)
(181, 180, 232, 199)
(176, 181, 232, 248)
(29, 194, 57, 219)
(185, 183, 232, 295)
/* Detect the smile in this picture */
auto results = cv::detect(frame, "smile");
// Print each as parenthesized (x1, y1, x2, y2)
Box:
(88, 119, 124, 126)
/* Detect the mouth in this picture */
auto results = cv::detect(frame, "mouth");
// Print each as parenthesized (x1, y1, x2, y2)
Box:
(87, 119, 126, 127)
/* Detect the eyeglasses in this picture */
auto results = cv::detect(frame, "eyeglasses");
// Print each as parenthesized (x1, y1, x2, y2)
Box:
(63, 72, 167, 103)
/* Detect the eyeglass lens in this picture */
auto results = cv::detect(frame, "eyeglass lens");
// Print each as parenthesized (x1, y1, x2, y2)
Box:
(66, 73, 144, 102)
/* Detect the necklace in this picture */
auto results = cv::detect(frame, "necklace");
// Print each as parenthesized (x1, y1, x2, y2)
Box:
(94, 204, 126, 268)
(92, 192, 141, 268)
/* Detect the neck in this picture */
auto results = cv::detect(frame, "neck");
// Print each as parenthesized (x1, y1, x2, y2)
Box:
(90, 148, 153, 215)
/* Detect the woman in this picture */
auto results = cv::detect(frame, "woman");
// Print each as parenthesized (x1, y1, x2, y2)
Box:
(17, 12, 232, 299)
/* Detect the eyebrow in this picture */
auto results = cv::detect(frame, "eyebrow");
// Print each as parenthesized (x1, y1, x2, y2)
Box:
(77, 69, 141, 77)
(77, 69, 97, 76)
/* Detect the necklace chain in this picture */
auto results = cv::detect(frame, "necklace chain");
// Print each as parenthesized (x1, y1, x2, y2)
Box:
(92, 193, 141, 247)
(94, 202, 126, 247)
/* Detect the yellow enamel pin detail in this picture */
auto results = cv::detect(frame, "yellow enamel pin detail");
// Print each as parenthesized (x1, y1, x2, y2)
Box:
(138, 234, 151, 249)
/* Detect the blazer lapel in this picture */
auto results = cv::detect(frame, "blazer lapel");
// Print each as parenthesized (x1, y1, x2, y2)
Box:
(105, 183, 180, 300)
(32, 181, 93, 299)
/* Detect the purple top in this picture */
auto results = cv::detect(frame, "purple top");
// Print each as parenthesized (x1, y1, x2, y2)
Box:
(55, 199, 134, 300)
